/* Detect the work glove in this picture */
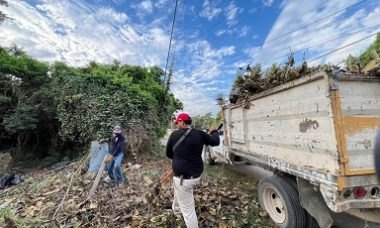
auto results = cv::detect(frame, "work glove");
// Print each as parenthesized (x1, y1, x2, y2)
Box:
(104, 155, 114, 164)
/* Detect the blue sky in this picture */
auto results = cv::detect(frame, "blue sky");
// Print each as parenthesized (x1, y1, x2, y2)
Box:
(1, 0, 379, 116)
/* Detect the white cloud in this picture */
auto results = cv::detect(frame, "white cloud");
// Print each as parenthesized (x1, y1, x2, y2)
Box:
(252, 0, 380, 68)
(263, 0, 274, 7)
(215, 24, 250, 38)
(279, 0, 288, 9)
(170, 41, 235, 115)
(238, 25, 250, 37)
(96, 7, 129, 24)
(214, 46, 235, 57)
(154, 0, 168, 8)
(111, 0, 125, 5)
(131, 0, 155, 18)
(225, 2, 239, 27)
(171, 85, 221, 116)
(0, 0, 169, 67)
(140, 0, 153, 13)
(199, 0, 222, 21)
(244, 47, 261, 60)
(215, 29, 226, 36)
(0, 0, 234, 116)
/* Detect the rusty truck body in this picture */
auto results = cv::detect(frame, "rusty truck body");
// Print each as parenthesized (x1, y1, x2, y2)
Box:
(205, 70, 380, 227)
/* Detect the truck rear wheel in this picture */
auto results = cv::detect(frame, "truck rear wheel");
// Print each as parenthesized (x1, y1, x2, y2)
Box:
(258, 176, 306, 228)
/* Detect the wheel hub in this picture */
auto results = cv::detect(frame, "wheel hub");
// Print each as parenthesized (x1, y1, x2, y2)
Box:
(263, 187, 286, 223)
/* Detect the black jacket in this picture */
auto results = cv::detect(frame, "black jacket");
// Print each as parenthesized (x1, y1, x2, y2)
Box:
(166, 128, 220, 178)
(109, 134, 125, 156)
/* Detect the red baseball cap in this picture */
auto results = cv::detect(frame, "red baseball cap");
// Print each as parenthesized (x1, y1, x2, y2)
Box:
(174, 113, 191, 124)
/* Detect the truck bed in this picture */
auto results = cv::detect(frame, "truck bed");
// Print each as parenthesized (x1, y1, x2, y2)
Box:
(223, 70, 380, 211)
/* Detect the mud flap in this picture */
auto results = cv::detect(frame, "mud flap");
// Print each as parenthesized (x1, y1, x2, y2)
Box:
(375, 128, 380, 182)
(297, 177, 334, 228)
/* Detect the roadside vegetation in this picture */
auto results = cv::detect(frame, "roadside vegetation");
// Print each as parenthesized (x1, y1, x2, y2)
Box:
(0, 46, 182, 167)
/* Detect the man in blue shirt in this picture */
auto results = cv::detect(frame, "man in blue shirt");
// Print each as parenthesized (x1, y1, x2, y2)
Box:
(102, 125, 126, 185)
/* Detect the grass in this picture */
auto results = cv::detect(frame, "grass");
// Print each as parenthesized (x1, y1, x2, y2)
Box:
(0, 206, 51, 227)
(203, 164, 273, 228)
(203, 164, 259, 195)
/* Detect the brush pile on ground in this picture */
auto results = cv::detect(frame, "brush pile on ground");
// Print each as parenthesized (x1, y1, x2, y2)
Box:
(0, 157, 272, 227)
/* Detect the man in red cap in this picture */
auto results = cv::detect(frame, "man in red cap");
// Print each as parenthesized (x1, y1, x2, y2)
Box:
(166, 112, 220, 228)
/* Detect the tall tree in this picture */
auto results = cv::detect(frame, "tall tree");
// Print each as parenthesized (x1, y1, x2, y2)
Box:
(0, 45, 52, 158)
(192, 113, 215, 130)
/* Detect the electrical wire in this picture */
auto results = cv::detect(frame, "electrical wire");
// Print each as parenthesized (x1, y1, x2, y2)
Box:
(257, 23, 380, 66)
(162, 0, 179, 93)
(307, 31, 379, 63)
(183, 0, 371, 76)
(265, 0, 369, 44)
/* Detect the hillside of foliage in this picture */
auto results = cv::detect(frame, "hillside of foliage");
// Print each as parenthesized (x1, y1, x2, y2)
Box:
(230, 33, 380, 104)
(0, 46, 182, 165)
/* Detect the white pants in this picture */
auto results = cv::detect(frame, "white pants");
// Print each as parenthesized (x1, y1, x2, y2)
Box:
(172, 176, 200, 228)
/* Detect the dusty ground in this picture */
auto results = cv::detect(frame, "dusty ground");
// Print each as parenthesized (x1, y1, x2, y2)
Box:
(0, 155, 272, 227)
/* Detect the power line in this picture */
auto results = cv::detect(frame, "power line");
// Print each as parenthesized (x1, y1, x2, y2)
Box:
(258, 23, 380, 66)
(202, 0, 361, 50)
(265, 0, 369, 44)
(184, 34, 378, 106)
(171, 0, 262, 80)
(162, 0, 179, 93)
(174, 0, 375, 88)
(165, 0, 188, 95)
(307, 31, 379, 63)
(170, 0, 186, 67)
(182, 0, 369, 76)
(186, 31, 376, 108)
(191, 33, 379, 102)
(186, 26, 379, 79)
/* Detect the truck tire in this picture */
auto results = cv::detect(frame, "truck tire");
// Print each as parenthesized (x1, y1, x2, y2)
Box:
(280, 175, 320, 228)
(203, 146, 215, 165)
(258, 176, 306, 228)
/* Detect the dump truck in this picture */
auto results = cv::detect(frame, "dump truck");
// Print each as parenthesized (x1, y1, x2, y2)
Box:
(204, 70, 380, 228)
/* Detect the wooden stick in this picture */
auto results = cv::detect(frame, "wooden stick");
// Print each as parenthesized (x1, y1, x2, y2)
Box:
(53, 172, 74, 219)
(160, 170, 173, 184)
(87, 156, 107, 200)
(52, 154, 89, 219)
